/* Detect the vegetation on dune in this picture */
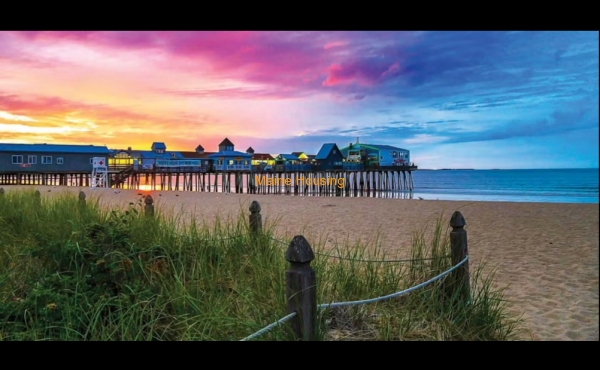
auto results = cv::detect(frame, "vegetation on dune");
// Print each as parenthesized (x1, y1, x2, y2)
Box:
(0, 189, 526, 341)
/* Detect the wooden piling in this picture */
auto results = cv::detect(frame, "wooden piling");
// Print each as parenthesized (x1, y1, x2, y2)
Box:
(144, 195, 154, 217)
(449, 211, 470, 303)
(78, 191, 86, 207)
(285, 235, 317, 341)
(249, 200, 262, 235)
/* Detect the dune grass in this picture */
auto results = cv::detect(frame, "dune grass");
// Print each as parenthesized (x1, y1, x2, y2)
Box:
(0, 188, 526, 340)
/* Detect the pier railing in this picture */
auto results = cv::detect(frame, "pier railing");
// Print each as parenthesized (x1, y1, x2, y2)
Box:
(282, 164, 314, 171)
(214, 164, 252, 171)
(342, 163, 364, 170)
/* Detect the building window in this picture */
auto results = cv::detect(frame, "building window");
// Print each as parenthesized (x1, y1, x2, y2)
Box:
(392, 151, 398, 158)
(333, 149, 336, 154)
(12, 155, 23, 164)
(42, 156, 52, 164)
(28, 155, 37, 164)
(57, 157, 64, 164)
(228, 160, 234, 165)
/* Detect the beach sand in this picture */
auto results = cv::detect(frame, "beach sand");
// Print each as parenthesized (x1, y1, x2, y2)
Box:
(2, 185, 598, 341)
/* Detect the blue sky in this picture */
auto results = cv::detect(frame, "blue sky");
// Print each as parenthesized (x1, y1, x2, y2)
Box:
(0, 31, 598, 168)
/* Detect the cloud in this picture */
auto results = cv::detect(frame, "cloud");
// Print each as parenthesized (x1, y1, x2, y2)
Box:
(0, 31, 597, 169)
(0, 91, 217, 149)
(3, 31, 422, 99)
(322, 60, 402, 87)
(0, 111, 37, 122)
(404, 134, 450, 145)
(441, 96, 599, 144)
(0, 122, 92, 134)
(162, 86, 313, 100)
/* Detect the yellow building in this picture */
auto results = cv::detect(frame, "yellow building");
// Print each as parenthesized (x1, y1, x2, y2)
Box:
(291, 152, 309, 161)
(109, 149, 135, 169)
(252, 153, 275, 165)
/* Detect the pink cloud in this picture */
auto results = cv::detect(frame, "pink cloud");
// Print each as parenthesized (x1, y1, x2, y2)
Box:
(381, 62, 401, 78)
(4, 31, 418, 97)
(322, 60, 403, 87)
(324, 41, 348, 49)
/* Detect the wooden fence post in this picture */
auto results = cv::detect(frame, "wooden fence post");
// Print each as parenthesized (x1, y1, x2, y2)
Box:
(78, 191, 86, 207)
(449, 211, 470, 303)
(285, 235, 317, 341)
(144, 195, 154, 217)
(249, 200, 262, 235)
(34, 190, 41, 205)
(0, 188, 4, 195)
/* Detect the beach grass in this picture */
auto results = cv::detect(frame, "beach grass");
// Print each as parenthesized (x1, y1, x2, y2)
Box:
(0, 189, 526, 340)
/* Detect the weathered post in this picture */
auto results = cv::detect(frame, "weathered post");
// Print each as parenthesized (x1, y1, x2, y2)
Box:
(449, 211, 470, 303)
(34, 190, 41, 205)
(78, 191, 86, 207)
(144, 195, 154, 217)
(249, 200, 262, 235)
(285, 235, 317, 341)
(0, 188, 4, 195)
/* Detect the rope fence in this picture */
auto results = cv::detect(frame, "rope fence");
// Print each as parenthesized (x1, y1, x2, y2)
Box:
(239, 200, 471, 341)
(240, 312, 297, 342)
(239, 255, 469, 341)
(317, 255, 468, 309)
(269, 236, 450, 263)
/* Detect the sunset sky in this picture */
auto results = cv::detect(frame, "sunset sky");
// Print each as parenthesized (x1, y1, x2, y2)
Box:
(0, 31, 598, 169)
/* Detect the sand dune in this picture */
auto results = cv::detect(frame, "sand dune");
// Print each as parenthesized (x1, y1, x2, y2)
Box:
(2, 185, 598, 341)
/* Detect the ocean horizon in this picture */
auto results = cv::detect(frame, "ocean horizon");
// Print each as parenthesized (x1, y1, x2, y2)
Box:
(409, 168, 598, 204)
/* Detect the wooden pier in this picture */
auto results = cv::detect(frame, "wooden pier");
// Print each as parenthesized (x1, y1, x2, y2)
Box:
(0, 166, 416, 196)
(0, 172, 91, 187)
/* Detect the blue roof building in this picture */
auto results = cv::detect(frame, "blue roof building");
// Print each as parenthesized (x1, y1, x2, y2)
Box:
(0, 143, 112, 154)
(275, 153, 313, 171)
(109, 142, 188, 171)
(208, 138, 252, 171)
(124, 142, 185, 169)
(0, 143, 112, 173)
(339, 142, 410, 167)
(151, 142, 167, 153)
(276, 154, 301, 163)
(314, 143, 343, 170)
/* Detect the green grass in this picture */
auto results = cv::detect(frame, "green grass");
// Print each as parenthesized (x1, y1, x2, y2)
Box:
(0, 188, 526, 341)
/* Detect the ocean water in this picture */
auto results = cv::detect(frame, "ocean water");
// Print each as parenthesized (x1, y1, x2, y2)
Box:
(410, 168, 599, 204)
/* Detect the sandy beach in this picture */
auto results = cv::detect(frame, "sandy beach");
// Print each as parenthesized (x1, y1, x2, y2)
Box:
(2, 185, 598, 341)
